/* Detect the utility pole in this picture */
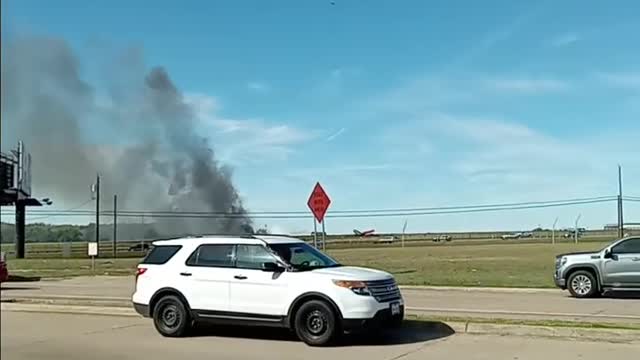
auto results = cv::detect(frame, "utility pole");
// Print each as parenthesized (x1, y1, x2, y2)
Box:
(618, 165, 624, 238)
(95, 173, 100, 257)
(113, 194, 118, 258)
(574, 214, 581, 244)
(552, 217, 558, 245)
(402, 219, 408, 248)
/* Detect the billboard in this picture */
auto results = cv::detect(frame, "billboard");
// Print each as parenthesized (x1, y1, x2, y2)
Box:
(17, 141, 32, 196)
(0, 156, 15, 191)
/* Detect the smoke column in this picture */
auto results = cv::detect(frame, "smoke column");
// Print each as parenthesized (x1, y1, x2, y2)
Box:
(0, 34, 254, 237)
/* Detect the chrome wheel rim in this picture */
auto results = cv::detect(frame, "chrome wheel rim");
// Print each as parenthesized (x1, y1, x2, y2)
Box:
(571, 275, 592, 295)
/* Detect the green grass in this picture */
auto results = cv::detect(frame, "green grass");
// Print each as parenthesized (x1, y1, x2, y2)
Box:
(406, 314, 640, 331)
(330, 242, 607, 288)
(5, 242, 608, 287)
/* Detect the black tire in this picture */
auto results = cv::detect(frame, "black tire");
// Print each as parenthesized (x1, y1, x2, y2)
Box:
(293, 300, 340, 346)
(152, 295, 191, 337)
(567, 270, 598, 298)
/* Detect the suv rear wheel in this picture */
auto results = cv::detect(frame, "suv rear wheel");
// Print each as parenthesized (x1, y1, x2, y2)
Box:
(567, 270, 598, 298)
(153, 295, 191, 337)
(293, 299, 339, 346)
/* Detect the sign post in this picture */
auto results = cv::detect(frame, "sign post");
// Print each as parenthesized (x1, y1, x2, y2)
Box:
(88, 242, 98, 272)
(321, 221, 326, 251)
(307, 182, 331, 249)
(313, 220, 318, 248)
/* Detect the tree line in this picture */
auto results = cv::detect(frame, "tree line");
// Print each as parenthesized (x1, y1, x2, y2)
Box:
(0, 222, 163, 244)
(0, 222, 272, 244)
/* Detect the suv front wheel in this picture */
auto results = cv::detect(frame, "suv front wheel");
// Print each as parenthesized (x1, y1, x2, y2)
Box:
(293, 299, 339, 346)
(152, 295, 191, 337)
(567, 270, 599, 298)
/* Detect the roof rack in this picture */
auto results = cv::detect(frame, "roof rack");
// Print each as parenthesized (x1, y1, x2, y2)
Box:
(148, 233, 301, 244)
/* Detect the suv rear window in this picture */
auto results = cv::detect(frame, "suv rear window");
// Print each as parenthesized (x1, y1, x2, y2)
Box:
(140, 245, 182, 265)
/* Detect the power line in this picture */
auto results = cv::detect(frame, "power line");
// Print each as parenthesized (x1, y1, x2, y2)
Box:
(1, 195, 618, 216)
(19, 198, 94, 222)
(2, 197, 616, 220)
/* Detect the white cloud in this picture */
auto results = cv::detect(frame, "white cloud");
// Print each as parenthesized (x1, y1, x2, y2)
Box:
(396, 114, 637, 197)
(184, 93, 315, 164)
(551, 33, 580, 47)
(483, 77, 569, 93)
(247, 81, 270, 93)
(361, 69, 639, 203)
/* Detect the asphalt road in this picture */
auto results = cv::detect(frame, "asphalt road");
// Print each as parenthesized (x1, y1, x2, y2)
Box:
(1, 312, 638, 360)
(2, 276, 640, 323)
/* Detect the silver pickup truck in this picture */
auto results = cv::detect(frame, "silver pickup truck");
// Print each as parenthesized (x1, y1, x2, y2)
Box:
(554, 236, 640, 298)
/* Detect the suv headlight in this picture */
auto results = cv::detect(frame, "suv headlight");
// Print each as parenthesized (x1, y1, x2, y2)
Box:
(559, 257, 567, 267)
(332, 280, 371, 296)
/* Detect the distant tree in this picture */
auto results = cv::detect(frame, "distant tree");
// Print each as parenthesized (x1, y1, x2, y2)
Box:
(255, 227, 269, 234)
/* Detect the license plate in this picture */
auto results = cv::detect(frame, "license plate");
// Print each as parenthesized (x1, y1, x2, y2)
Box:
(390, 302, 400, 315)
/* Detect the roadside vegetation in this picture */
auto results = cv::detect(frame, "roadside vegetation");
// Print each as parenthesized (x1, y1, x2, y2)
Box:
(5, 242, 608, 288)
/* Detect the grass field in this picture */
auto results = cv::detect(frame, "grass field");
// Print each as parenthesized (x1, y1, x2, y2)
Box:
(4, 242, 609, 288)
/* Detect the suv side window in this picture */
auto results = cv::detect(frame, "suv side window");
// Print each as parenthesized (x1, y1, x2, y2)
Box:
(186, 244, 235, 267)
(235, 245, 277, 269)
(612, 239, 640, 254)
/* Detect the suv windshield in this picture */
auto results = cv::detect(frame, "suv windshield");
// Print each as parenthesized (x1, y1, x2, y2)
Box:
(268, 242, 341, 271)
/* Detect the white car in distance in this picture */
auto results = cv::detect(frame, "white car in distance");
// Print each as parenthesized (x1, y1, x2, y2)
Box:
(132, 234, 405, 346)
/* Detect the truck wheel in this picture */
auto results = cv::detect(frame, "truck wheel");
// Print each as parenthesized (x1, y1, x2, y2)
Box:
(294, 300, 339, 346)
(153, 295, 191, 337)
(567, 271, 598, 298)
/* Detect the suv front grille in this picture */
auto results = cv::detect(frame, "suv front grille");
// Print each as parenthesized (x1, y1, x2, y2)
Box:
(365, 278, 401, 303)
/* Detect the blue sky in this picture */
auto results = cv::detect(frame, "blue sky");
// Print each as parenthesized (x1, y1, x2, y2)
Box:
(2, 0, 640, 234)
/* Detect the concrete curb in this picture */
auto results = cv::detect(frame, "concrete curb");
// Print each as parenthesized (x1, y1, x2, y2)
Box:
(462, 322, 640, 344)
(5, 296, 640, 324)
(1, 302, 138, 317)
(2, 302, 638, 344)
(399, 285, 559, 294)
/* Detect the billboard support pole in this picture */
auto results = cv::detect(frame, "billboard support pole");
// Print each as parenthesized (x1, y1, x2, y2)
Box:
(15, 201, 26, 259)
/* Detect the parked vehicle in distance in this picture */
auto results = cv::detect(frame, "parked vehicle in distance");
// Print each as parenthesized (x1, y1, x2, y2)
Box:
(378, 235, 396, 244)
(0, 252, 8, 283)
(131, 234, 404, 346)
(128, 243, 150, 252)
(501, 232, 522, 240)
(554, 236, 640, 298)
(432, 235, 452, 242)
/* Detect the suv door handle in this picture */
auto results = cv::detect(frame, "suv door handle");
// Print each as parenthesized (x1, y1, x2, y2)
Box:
(180, 272, 192, 276)
(234, 275, 247, 280)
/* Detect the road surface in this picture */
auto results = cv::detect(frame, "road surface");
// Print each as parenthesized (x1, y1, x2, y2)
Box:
(2, 276, 640, 323)
(1, 311, 637, 360)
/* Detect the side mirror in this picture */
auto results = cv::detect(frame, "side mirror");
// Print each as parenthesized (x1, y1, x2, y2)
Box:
(261, 262, 284, 272)
(603, 249, 612, 259)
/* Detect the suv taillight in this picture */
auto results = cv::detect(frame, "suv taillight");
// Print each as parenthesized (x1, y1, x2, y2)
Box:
(135, 267, 147, 282)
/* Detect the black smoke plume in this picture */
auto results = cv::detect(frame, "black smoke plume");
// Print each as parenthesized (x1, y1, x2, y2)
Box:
(0, 34, 254, 237)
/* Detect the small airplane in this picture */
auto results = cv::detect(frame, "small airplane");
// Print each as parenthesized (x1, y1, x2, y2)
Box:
(353, 229, 375, 237)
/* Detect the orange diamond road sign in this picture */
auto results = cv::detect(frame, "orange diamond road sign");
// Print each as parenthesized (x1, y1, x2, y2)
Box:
(307, 182, 331, 223)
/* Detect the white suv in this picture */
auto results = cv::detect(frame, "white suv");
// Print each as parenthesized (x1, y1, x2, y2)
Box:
(132, 234, 405, 346)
